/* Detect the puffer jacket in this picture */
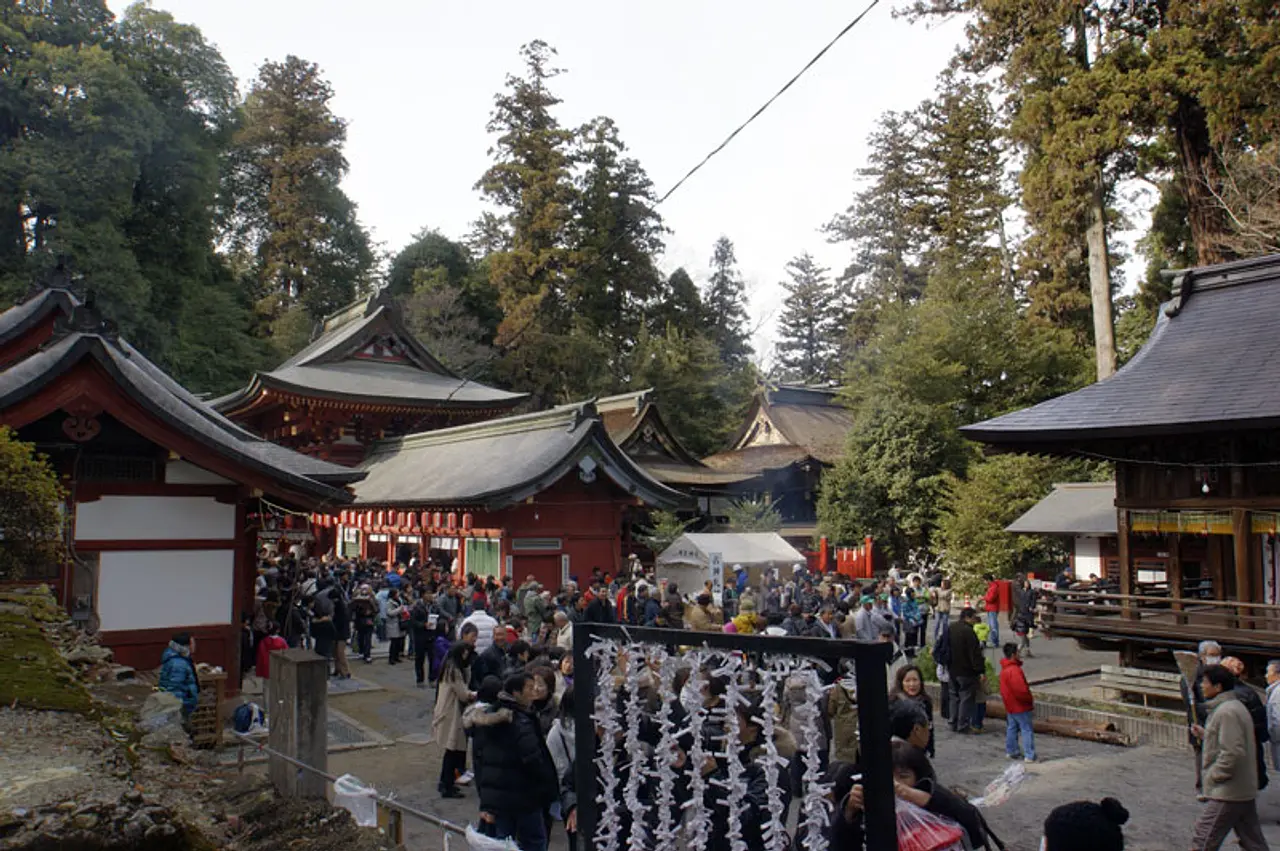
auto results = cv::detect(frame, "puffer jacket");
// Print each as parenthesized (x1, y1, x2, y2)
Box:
(465, 694, 559, 815)
(158, 643, 199, 713)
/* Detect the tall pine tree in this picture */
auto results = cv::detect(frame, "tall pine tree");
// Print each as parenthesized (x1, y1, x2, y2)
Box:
(774, 253, 840, 384)
(228, 55, 374, 331)
(703, 236, 753, 368)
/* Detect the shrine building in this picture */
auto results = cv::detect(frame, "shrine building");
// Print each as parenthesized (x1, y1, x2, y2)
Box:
(320, 400, 686, 591)
(963, 253, 1280, 662)
(0, 283, 362, 676)
(214, 289, 525, 465)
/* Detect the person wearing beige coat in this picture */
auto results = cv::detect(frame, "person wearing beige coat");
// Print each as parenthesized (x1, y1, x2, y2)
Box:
(1191, 665, 1268, 851)
(432, 643, 476, 798)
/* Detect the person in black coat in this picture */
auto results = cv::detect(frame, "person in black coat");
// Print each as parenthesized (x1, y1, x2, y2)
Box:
(947, 608, 985, 734)
(467, 671, 560, 851)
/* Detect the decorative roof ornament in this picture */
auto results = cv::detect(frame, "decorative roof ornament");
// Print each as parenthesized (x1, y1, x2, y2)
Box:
(23, 259, 82, 301)
(52, 290, 119, 345)
(363, 283, 396, 317)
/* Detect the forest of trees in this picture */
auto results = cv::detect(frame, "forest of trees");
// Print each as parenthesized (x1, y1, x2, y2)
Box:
(2, 1, 1277, 585)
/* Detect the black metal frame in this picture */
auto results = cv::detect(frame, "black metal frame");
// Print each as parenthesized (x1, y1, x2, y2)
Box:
(573, 624, 896, 851)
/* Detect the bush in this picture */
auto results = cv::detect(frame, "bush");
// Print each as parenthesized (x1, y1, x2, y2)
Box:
(914, 641, 995, 682)
(0, 426, 66, 581)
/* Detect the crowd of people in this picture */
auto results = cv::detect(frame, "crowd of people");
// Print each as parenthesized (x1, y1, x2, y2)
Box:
(235, 552, 1146, 850)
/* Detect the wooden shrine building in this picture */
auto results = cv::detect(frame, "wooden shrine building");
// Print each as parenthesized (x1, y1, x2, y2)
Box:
(0, 284, 360, 676)
(963, 253, 1280, 660)
(214, 289, 525, 465)
(702, 384, 853, 546)
(324, 401, 685, 591)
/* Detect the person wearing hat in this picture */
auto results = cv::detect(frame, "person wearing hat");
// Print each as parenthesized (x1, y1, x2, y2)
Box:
(159, 632, 200, 717)
(1042, 798, 1129, 851)
(854, 595, 877, 642)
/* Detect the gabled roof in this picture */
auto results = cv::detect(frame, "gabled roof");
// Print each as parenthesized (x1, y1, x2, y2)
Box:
(730, 383, 852, 465)
(0, 286, 80, 364)
(596, 390, 754, 488)
(701, 444, 811, 476)
(1006, 482, 1117, 537)
(213, 289, 526, 413)
(0, 299, 361, 506)
(963, 254, 1280, 449)
(352, 400, 686, 510)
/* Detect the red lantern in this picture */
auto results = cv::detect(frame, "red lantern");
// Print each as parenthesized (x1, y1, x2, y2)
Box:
(432, 512, 443, 529)
(420, 511, 430, 530)
(446, 512, 457, 530)
(462, 513, 473, 532)
(366, 510, 375, 529)
(408, 513, 418, 530)
(284, 515, 295, 530)
(396, 512, 406, 528)
(377, 510, 386, 528)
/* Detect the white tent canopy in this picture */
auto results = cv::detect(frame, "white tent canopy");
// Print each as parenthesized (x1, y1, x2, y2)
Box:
(656, 532, 805, 569)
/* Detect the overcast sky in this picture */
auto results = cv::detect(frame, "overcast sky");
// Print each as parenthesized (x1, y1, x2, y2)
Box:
(114, 1, 966, 363)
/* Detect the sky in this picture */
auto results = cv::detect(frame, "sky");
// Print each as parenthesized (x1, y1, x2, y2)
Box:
(112, 1, 967, 364)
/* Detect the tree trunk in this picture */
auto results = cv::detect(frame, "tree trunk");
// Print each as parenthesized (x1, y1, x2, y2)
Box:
(1086, 170, 1117, 381)
(1175, 97, 1229, 267)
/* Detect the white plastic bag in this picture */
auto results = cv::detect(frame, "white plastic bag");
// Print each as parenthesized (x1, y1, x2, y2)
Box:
(332, 773, 378, 827)
(465, 824, 521, 851)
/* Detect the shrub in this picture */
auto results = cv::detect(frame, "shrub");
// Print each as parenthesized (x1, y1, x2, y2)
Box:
(0, 426, 66, 581)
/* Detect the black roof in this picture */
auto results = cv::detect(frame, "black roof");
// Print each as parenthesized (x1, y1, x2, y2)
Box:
(0, 302, 362, 505)
(962, 254, 1280, 448)
(0, 287, 79, 351)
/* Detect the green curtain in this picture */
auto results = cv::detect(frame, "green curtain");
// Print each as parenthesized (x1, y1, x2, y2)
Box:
(466, 538, 501, 578)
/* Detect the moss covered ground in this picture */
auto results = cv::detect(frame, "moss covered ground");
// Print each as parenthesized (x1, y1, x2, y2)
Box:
(0, 590, 93, 714)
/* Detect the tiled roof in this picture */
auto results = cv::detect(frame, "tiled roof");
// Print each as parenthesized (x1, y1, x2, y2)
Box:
(0, 287, 79, 349)
(352, 402, 685, 510)
(0, 324, 360, 504)
(730, 384, 853, 464)
(214, 290, 525, 412)
(1006, 482, 1117, 536)
(963, 254, 1280, 447)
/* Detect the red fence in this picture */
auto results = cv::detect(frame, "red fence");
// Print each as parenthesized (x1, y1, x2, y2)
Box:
(835, 536, 875, 580)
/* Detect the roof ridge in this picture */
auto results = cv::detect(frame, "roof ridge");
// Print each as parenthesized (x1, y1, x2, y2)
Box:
(365, 401, 596, 457)
(1164, 252, 1280, 315)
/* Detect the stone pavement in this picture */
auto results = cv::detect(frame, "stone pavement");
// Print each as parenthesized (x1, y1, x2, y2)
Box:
(267, 635, 1280, 851)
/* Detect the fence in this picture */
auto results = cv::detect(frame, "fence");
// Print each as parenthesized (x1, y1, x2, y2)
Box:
(232, 730, 467, 849)
(572, 623, 897, 851)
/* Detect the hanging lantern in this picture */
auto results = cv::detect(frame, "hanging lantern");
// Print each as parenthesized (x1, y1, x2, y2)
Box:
(365, 510, 375, 529)
(397, 512, 407, 528)
(420, 511, 430, 530)
(377, 510, 386, 528)
(283, 514, 295, 530)
(462, 513, 473, 532)
(446, 512, 457, 530)
(432, 512, 443, 529)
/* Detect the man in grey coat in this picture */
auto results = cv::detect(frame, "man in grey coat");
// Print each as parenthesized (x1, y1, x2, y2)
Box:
(1190, 664, 1268, 851)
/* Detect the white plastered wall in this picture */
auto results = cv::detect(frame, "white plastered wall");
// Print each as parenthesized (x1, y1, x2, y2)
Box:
(75, 496, 235, 541)
(96, 549, 235, 631)
(1073, 536, 1102, 578)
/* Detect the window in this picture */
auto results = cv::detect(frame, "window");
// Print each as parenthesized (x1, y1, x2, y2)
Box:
(512, 538, 562, 552)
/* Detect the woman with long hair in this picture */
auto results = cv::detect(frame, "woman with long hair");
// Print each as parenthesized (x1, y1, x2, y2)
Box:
(431, 641, 477, 798)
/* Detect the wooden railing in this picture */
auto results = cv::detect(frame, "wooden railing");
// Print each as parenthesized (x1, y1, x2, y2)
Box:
(1040, 588, 1280, 651)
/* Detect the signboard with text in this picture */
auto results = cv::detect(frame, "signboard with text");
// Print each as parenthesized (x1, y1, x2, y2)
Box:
(710, 552, 724, 605)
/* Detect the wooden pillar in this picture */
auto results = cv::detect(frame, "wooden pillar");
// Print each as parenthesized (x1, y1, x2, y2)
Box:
(386, 534, 394, 565)
(268, 648, 328, 799)
(1117, 508, 1133, 619)
(1169, 533, 1184, 625)
(1233, 508, 1251, 630)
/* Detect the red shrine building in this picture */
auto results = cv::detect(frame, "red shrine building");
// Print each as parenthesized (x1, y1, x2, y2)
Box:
(214, 293, 688, 588)
(0, 284, 361, 676)
(213, 289, 525, 465)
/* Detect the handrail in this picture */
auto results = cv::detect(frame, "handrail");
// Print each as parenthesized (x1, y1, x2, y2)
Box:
(1042, 588, 1280, 612)
(231, 731, 467, 838)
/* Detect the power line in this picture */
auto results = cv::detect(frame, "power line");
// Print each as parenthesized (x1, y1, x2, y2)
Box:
(444, 0, 883, 402)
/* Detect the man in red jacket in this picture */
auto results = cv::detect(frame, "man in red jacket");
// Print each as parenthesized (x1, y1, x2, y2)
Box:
(999, 642, 1037, 762)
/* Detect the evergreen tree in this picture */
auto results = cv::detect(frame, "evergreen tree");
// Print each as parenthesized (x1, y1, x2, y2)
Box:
(824, 111, 929, 352)
(774, 253, 840, 384)
(229, 55, 374, 326)
(475, 41, 590, 405)
(388, 228, 501, 343)
(653, 267, 704, 336)
(568, 116, 666, 384)
(703, 236, 752, 367)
